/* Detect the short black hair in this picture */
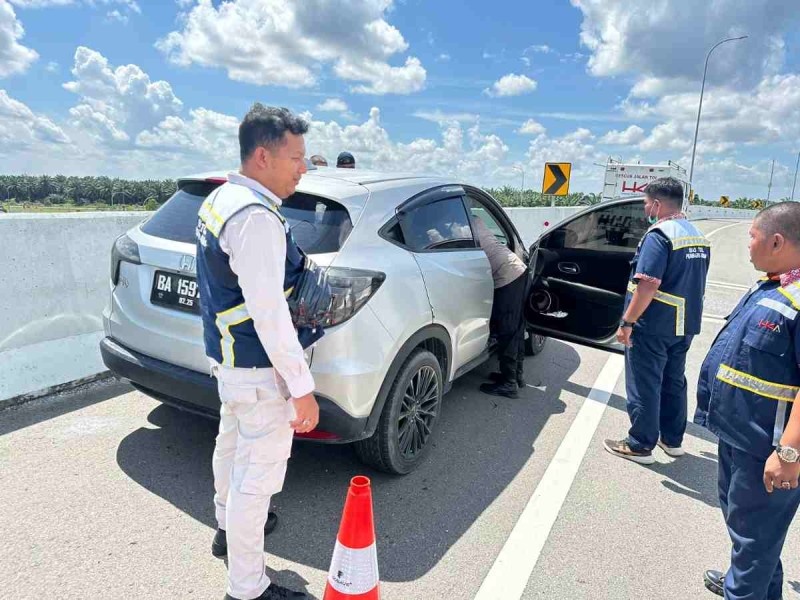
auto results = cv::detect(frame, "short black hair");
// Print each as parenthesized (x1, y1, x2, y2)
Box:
(643, 177, 684, 206)
(755, 202, 800, 246)
(337, 151, 355, 166)
(239, 104, 308, 163)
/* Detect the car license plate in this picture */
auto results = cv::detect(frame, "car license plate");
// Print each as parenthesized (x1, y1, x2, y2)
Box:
(151, 270, 201, 314)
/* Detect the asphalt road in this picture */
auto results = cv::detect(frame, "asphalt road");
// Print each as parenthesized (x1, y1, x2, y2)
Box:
(3, 218, 800, 600)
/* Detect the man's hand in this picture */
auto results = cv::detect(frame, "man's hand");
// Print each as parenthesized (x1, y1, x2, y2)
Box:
(616, 326, 633, 347)
(763, 451, 800, 493)
(290, 393, 319, 433)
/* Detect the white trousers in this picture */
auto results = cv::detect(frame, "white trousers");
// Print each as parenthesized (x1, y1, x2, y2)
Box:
(212, 366, 295, 600)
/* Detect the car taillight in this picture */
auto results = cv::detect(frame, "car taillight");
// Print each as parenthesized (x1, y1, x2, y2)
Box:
(110, 233, 141, 285)
(322, 267, 385, 327)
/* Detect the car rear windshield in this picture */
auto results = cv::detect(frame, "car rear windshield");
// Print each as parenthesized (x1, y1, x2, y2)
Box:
(141, 181, 219, 244)
(141, 182, 353, 254)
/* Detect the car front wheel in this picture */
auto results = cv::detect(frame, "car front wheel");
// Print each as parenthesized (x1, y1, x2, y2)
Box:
(354, 349, 443, 475)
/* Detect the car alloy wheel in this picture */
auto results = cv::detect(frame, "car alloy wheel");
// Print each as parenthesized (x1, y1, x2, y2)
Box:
(354, 348, 443, 475)
(397, 365, 439, 460)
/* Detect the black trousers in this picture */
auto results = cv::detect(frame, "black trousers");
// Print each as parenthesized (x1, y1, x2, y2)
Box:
(490, 272, 529, 385)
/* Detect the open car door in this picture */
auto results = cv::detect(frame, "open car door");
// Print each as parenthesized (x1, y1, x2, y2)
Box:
(525, 197, 648, 353)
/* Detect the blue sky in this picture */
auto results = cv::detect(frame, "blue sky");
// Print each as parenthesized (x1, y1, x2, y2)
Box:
(2, 0, 800, 200)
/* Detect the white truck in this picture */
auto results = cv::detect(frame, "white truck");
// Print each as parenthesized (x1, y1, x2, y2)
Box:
(602, 158, 690, 204)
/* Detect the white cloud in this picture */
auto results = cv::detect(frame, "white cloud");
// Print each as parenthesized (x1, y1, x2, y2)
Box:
(68, 103, 128, 142)
(526, 44, 552, 54)
(518, 118, 546, 136)
(106, 9, 127, 23)
(437, 53, 450, 62)
(413, 109, 478, 124)
(63, 46, 183, 143)
(136, 107, 239, 162)
(0, 0, 37, 78)
(157, 0, 426, 94)
(335, 55, 425, 95)
(317, 98, 348, 113)
(484, 73, 537, 97)
(45, 60, 58, 72)
(0, 89, 70, 149)
(599, 124, 645, 145)
(570, 0, 797, 88)
(627, 74, 800, 152)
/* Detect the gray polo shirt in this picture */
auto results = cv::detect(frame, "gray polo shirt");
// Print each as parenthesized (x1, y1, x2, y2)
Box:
(473, 217, 527, 289)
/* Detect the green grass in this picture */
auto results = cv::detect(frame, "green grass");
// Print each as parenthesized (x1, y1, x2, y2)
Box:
(1, 202, 149, 213)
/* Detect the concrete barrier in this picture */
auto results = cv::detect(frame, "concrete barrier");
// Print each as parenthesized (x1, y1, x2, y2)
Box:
(0, 203, 759, 405)
(0, 212, 150, 403)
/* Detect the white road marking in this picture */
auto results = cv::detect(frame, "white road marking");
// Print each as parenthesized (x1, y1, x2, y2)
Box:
(707, 280, 750, 292)
(706, 220, 749, 238)
(474, 354, 625, 600)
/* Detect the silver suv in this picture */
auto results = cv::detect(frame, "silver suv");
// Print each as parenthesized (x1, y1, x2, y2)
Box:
(101, 168, 642, 473)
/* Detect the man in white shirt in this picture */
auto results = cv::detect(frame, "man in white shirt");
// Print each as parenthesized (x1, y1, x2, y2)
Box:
(472, 216, 530, 398)
(196, 105, 318, 600)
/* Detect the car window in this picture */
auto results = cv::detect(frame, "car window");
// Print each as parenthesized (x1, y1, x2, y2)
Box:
(141, 184, 352, 254)
(401, 196, 475, 252)
(465, 197, 509, 246)
(141, 181, 219, 244)
(546, 202, 648, 252)
(281, 193, 353, 254)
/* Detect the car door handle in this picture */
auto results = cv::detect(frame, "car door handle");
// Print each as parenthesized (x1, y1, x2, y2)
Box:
(558, 262, 580, 275)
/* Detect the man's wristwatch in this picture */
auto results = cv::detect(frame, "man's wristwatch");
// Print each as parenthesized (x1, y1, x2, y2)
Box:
(620, 320, 636, 328)
(776, 444, 800, 463)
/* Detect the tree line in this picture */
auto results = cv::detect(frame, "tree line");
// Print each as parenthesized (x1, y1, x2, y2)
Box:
(0, 175, 177, 210)
(0, 175, 782, 212)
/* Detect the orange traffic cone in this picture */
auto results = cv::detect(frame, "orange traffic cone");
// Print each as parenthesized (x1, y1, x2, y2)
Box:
(323, 476, 380, 599)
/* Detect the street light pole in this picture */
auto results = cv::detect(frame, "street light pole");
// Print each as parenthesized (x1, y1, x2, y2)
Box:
(791, 150, 800, 202)
(688, 35, 748, 189)
(767, 158, 775, 202)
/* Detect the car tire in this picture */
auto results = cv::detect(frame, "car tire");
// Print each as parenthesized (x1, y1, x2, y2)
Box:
(524, 329, 547, 356)
(354, 349, 443, 475)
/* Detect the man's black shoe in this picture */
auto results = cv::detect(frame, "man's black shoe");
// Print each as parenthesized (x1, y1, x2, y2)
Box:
(212, 512, 278, 558)
(489, 371, 526, 388)
(224, 582, 306, 599)
(703, 570, 724, 597)
(480, 381, 519, 399)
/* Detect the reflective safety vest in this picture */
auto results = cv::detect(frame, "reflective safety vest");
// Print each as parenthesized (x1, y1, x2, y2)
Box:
(625, 218, 710, 337)
(695, 278, 800, 459)
(195, 181, 323, 369)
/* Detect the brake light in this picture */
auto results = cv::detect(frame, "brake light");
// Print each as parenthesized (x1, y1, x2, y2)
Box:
(205, 177, 227, 185)
(322, 267, 385, 327)
(110, 233, 141, 285)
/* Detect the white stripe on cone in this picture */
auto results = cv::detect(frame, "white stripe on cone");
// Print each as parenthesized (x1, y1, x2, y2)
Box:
(327, 540, 379, 595)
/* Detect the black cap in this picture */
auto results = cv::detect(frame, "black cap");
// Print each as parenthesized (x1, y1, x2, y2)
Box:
(337, 151, 355, 167)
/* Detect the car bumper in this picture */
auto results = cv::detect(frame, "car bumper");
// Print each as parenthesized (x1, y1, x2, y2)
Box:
(99, 336, 368, 443)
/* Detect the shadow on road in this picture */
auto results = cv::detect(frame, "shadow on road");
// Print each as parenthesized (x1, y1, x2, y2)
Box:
(0, 378, 131, 437)
(115, 340, 583, 582)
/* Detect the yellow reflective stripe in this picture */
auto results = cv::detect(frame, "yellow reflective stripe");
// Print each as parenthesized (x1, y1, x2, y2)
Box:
(778, 282, 800, 310)
(627, 281, 686, 336)
(199, 201, 223, 237)
(716, 364, 799, 403)
(215, 303, 251, 367)
(671, 236, 711, 250)
(285, 286, 294, 298)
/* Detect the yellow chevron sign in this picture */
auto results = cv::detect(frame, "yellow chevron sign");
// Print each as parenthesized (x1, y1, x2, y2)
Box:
(542, 163, 571, 196)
